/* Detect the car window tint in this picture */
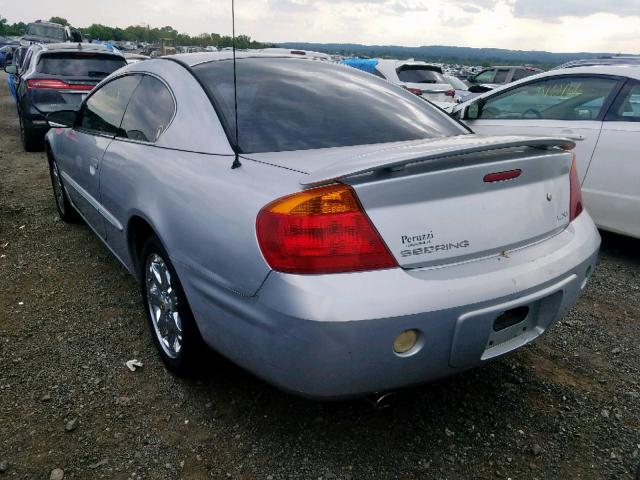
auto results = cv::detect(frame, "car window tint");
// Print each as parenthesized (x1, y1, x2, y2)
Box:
(480, 76, 618, 121)
(193, 58, 466, 153)
(613, 82, 640, 121)
(26, 24, 66, 41)
(396, 67, 446, 84)
(38, 53, 126, 78)
(80, 75, 141, 135)
(120, 76, 175, 142)
(512, 69, 537, 81)
(474, 69, 495, 83)
(493, 69, 509, 84)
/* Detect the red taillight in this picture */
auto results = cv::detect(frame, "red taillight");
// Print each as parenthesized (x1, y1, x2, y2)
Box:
(256, 184, 397, 274)
(26, 79, 94, 91)
(569, 154, 583, 221)
(405, 87, 422, 96)
(445, 89, 456, 97)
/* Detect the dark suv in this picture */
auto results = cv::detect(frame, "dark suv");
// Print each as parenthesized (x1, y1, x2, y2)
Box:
(9, 43, 127, 151)
(22, 20, 81, 45)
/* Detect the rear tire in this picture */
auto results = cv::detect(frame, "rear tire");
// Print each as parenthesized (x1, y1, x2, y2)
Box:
(140, 235, 206, 376)
(48, 153, 80, 223)
(19, 113, 44, 152)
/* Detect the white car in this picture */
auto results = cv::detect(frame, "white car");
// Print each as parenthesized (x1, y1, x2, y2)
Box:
(452, 65, 640, 239)
(342, 59, 455, 104)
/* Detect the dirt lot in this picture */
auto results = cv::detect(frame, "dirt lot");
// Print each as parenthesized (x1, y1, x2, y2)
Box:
(0, 72, 638, 480)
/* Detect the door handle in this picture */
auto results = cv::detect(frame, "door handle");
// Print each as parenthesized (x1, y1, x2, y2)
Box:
(89, 157, 99, 175)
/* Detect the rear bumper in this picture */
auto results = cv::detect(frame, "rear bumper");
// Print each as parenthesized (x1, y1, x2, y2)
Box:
(182, 212, 600, 399)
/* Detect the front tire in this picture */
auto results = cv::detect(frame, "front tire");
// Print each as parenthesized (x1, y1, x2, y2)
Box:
(140, 235, 206, 375)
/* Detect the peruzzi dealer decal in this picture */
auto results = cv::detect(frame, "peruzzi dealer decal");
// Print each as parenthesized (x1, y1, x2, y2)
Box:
(400, 230, 470, 258)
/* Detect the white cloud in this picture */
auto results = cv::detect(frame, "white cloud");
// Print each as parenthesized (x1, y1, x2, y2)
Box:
(1, 0, 639, 53)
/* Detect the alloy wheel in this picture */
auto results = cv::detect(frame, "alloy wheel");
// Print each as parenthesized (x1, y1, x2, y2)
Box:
(145, 253, 183, 359)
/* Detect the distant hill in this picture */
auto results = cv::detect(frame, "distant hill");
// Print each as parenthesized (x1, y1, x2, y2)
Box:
(278, 42, 625, 68)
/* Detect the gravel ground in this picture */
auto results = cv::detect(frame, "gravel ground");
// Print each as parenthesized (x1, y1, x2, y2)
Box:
(0, 72, 639, 480)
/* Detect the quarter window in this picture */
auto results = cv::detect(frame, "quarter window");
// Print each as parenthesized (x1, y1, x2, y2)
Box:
(478, 76, 618, 121)
(606, 81, 640, 122)
(473, 69, 495, 84)
(79, 75, 141, 135)
(493, 69, 509, 84)
(120, 76, 175, 142)
(512, 68, 537, 81)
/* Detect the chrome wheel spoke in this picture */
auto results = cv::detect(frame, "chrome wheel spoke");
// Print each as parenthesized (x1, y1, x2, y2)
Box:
(145, 253, 183, 359)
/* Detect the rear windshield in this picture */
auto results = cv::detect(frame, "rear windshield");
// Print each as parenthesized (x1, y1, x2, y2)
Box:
(37, 53, 127, 78)
(397, 66, 446, 84)
(26, 24, 66, 40)
(192, 58, 464, 153)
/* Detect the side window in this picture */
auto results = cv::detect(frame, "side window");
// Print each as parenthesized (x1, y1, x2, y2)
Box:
(479, 76, 619, 121)
(512, 69, 536, 81)
(474, 69, 495, 84)
(120, 76, 175, 142)
(606, 81, 640, 122)
(79, 75, 141, 135)
(493, 69, 509, 84)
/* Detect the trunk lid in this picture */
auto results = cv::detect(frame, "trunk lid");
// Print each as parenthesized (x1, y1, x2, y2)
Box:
(251, 135, 575, 269)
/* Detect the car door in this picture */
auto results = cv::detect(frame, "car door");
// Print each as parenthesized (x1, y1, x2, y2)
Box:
(60, 75, 141, 238)
(99, 74, 176, 265)
(460, 75, 623, 182)
(582, 79, 640, 238)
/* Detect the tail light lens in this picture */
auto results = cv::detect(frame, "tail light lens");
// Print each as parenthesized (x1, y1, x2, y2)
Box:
(569, 154, 583, 221)
(27, 79, 95, 91)
(256, 184, 397, 274)
(445, 89, 456, 97)
(405, 87, 423, 96)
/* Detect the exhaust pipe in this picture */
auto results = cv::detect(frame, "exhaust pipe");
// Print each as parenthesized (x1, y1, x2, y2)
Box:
(365, 391, 397, 410)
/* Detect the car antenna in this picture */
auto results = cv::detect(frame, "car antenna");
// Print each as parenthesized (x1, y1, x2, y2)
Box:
(230, 0, 242, 169)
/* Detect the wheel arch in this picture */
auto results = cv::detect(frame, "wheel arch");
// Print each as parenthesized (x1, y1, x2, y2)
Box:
(126, 215, 159, 278)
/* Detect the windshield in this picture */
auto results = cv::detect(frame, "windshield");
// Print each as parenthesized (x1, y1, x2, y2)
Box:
(37, 53, 127, 77)
(26, 24, 66, 40)
(397, 66, 446, 84)
(193, 58, 465, 153)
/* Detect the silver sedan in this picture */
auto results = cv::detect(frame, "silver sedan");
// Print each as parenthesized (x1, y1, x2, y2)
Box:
(45, 53, 600, 399)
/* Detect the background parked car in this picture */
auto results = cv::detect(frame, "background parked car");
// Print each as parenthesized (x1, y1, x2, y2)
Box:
(444, 74, 479, 103)
(0, 45, 17, 68)
(44, 53, 598, 399)
(467, 66, 543, 91)
(21, 20, 81, 45)
(124, 53, 150, 64)
(453, 65, 640, 239)
(9, 42, 126, 151)
(341, 58, 456, 104)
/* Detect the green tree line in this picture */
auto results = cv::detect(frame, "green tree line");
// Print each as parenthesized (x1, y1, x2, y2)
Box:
(0, 15, 269, 49)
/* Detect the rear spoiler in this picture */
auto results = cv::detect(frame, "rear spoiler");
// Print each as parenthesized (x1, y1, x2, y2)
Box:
(301, 135, 575, 187)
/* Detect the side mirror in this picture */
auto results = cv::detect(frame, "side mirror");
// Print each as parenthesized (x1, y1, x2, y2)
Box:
(46, 110, 77, 128)
(4, 65, 17, 75)
(466, 102, 481, 120)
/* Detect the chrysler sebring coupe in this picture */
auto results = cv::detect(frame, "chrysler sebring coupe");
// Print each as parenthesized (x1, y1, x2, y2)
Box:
(44, 53, 600, 399)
